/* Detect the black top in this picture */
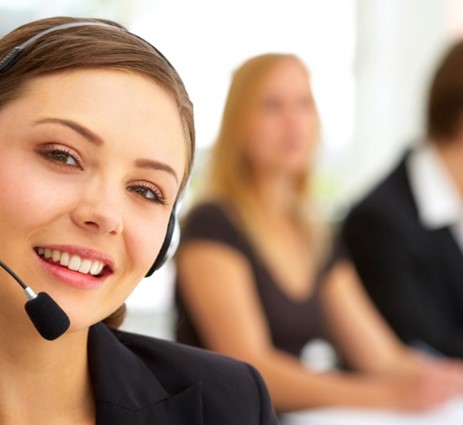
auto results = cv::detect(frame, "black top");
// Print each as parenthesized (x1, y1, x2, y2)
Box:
(175, 202, 330, 357)
(88, 322, 278, 424)
(342, 152, 463, 358)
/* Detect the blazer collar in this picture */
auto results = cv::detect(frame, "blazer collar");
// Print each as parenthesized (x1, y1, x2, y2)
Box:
(407, 142, 462, 229)
(88, 323, 204, 425)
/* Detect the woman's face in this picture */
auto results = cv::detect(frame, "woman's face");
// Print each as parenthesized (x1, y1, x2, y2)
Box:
(244, 59, 319, 178)
(0, 69, 186, 332)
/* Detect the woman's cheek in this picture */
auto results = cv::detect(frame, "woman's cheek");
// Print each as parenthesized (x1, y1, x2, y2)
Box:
(128, 218, 166, 274)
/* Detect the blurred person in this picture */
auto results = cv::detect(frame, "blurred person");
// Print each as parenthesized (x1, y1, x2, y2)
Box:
(0, 17, 278, 424)
(174, 53, 463, 416)
(342, 39, 463, 359)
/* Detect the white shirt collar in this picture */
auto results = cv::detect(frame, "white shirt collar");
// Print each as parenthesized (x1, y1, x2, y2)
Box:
(407, 142, 463, 229)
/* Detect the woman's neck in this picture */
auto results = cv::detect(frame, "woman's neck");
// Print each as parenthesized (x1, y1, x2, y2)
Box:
(250, 171, 298, 219)
(0, 321, 94, 424)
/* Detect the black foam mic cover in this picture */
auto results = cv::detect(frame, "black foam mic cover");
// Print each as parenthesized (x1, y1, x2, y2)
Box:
(24, 292, 70, 341)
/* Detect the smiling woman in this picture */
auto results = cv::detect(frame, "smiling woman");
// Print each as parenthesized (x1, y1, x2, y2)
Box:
(0, 16, 278, 425)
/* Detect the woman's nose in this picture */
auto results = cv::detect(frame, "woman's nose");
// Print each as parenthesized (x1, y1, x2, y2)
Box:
(71, 180, 124, 235)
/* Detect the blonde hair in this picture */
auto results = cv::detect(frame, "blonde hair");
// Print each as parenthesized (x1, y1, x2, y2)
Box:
(200, 53, 329, 267)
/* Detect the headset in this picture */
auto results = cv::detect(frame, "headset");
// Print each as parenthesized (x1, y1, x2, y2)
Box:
(0, 21, 184, 276)
(147, 191, 184, 276)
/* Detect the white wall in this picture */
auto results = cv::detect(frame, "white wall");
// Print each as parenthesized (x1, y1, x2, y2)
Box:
(340, 0, 452, 207)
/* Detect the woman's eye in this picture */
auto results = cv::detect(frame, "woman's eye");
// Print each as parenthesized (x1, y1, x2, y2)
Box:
(39, 146, 82, 168)
(128, 184, 166, 205)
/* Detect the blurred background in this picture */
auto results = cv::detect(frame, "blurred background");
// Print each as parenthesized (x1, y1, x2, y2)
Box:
(2, 0, 463, 339)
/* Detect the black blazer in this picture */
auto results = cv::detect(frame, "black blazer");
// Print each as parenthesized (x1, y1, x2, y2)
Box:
(88, 323, 279, 424)
(342, 152, 463, 358)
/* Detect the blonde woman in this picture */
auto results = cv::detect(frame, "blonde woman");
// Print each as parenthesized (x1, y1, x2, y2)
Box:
(175, 53, 463, 416)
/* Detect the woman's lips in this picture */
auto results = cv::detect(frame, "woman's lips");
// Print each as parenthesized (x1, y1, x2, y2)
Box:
(34, 245, 114, 289)
(36, 247, 106, 275)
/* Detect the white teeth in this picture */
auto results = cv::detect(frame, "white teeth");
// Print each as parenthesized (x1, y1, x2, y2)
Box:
(37, 248, 106, 276)
(90, 261, 103, 276)
(79, 259, 92, 274)
(52, 249, 60, 262)
(68, 255, 81, 271)
(60, 252, 70, 267)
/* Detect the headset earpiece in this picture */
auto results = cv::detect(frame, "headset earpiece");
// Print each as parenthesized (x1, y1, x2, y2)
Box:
(145, 202, 181, 277)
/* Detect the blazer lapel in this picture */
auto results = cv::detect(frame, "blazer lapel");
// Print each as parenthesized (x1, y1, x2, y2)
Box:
(88, 323, 204, 425)
(431, 227, 463, 296)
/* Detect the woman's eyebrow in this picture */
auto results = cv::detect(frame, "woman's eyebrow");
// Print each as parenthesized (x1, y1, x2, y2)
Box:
(33, 117, 103, 145)
(134, 158, 178, 183)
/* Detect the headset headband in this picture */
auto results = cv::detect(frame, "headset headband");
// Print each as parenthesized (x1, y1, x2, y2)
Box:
(0, 21, 174, 73)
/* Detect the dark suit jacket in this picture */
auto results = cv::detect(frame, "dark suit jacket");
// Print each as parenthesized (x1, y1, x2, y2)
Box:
(342, 152, 463, 358)
(88, 323, 279, 424)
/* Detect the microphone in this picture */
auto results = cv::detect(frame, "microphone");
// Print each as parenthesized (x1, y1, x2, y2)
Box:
(0, 260, 70, 340)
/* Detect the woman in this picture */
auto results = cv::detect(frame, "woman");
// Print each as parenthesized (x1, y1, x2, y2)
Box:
(175, 53, 463, 415)
(0, 17, 278, 424)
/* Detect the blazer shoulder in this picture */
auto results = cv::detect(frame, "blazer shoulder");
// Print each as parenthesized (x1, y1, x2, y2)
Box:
(347, 154, 414, 219)
(113, 328, 244, 372)
(111, 329, 278, 424)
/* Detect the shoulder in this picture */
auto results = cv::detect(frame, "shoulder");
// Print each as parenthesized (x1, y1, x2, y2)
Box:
(89, 324, 277, 423)
(111, 329, 278, 423)
(180, 200, 246, 251)
(182, 201, 233, 230)
(111, 329, 275, 420)
(113, 328, 253, 383)
(344, 153, 416, 227)
(341, 153, 422, 251)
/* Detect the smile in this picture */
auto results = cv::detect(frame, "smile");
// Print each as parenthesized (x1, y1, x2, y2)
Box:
(36, 247, 106, 276)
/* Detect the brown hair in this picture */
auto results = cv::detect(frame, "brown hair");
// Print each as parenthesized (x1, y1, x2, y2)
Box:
(0, 17, 195, 328)
(199, 53, 328, 267)
(427, 39, 463, 142)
